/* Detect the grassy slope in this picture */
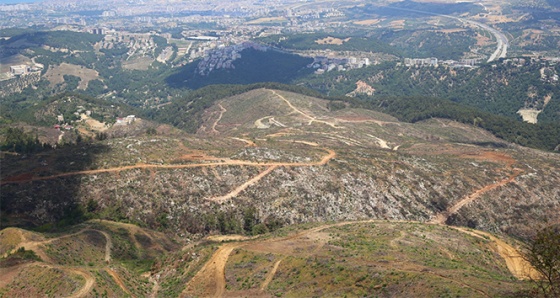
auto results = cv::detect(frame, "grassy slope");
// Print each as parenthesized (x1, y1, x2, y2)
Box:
(1, 221, 533, 297)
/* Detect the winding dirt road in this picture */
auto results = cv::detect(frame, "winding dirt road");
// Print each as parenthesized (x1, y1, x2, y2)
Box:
(183, 216, 537, 296)
(1, 148, 335, 186)
(270, 90, 340, 128)
(211, 104, 227, 134)
(1, 226, 118, 297)
(66, 267, 96, 298)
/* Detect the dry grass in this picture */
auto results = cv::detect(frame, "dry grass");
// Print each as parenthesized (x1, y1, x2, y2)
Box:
(122, 57, 153, 70)
(315, 37, 351, 45)
(353, 19, 382, 25)
(44, 63, 100, 90)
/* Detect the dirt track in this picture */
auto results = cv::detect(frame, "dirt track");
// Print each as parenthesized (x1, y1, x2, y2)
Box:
(426, 151, 538, 280)
(0, 222, 144, 297)
(181, 242, 243, 298)
(270, 90, 340, 128)
(452, 227, 538, 280)
(183, 215, 538, 297)
(260, 259, 284, 291)
(1, 148, 335, 186)
(432, 169, 522, 225)
(208, 165, 279, 203)
(432, 151, 522, 225)
(211, 104, 227, 134)
(66, 267, 95, 298)
(106, 268, 135, 297)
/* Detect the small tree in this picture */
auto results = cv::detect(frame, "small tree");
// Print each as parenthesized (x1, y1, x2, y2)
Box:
(524, 226, 560, 297)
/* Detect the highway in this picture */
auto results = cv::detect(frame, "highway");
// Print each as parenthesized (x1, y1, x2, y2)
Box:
(386, 7, 509, 62)
(461, 18, 508, 62)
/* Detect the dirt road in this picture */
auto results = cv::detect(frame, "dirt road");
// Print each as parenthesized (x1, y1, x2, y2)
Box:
(67, 267, 95, 298)
(260, 259, 284, 291)
(181, 242, 243, 298)
(269, 90, 340, 128)
(1, 148, 335, 186)
(452, 227, 539, 280)
(432, 151, 521, 225)
(183, 218, 537, 297)
(208, 165, 279, 203)
(106, 268, 135, 297)
(431, 168, 522, 225)
(211, 104, 227, 134)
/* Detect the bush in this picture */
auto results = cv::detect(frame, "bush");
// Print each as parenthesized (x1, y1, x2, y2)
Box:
(524, 226, 560, 297)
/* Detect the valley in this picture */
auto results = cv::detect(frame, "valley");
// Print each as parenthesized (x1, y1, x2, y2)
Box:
(1, 0, 559, 296)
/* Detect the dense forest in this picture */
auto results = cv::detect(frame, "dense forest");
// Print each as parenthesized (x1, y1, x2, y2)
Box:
(297, 61, 560, 124)
(353, 95, 560, 151)
(372, 29, 477, 60)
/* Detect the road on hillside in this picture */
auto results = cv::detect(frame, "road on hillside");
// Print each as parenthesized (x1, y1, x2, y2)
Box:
(386, 7, 508, 62)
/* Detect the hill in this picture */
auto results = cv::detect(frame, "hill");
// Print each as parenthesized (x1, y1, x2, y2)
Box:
(2, 88, 558, 242)
(0, 220, 178, 297)
(0, 220, 537, 297)
(298, 61, 560, 125)
(166, 48, 314, 89)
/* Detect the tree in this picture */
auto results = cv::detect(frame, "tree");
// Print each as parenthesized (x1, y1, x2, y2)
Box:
(524, 226, 560, 297)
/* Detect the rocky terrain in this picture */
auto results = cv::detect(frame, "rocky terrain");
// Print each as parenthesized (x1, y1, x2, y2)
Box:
(2, 88, 558, 240)
(1, 88, 559, 297)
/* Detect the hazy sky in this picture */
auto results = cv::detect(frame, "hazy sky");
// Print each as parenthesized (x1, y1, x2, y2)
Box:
(0, 0, 42, 4)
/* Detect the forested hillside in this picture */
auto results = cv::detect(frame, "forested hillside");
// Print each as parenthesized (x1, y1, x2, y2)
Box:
(298, 61, 560, 124)
(149, 83, 560, 151)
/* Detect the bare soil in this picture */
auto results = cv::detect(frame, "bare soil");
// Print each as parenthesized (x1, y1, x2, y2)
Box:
(315, 37, 351, 45)
(44, 63, 100, 90)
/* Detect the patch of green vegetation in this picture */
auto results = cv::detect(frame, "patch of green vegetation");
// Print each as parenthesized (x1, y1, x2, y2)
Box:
(258, 222, 529, 297)
(0, 127, 51, 153)
(226, 250, 275, 290)
(0, 247, 41, 267)
(351, 95, 560, 151)
(1, 30, 103, 52)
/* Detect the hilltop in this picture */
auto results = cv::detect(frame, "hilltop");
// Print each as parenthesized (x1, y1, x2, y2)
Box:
(1, 83, 559, 298)
(2, 88, 558, 241)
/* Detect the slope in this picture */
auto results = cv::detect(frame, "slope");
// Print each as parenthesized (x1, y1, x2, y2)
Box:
(0, 220, 178, 297)
(1, 88, 559, 242)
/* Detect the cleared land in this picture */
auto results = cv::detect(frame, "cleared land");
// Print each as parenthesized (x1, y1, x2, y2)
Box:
(182, 221, 535, 297)
(44, 63, 100, 90)
(315, 37, 351, 45)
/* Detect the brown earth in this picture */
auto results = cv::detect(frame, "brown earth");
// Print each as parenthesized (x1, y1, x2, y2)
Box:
(180, 219, 537, 297)
(315, 37, 351, 45)
(44, 63, 100, 90)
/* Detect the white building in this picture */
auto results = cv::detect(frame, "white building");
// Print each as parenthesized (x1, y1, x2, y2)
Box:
(10, 65, 27, 75)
